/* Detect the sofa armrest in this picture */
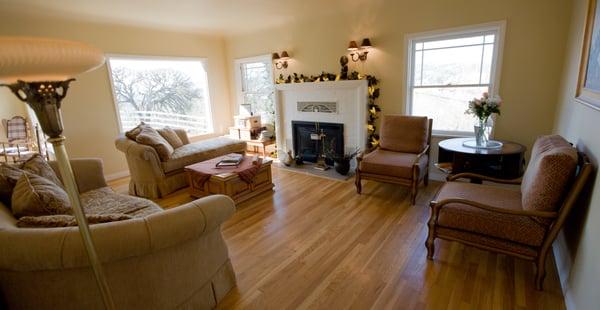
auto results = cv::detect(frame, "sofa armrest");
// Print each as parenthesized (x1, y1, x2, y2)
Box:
(115, 136, 164, 179)
(0, 195, 236, 271)
(49, 158, 108, 193)
(173, 129, 190, 145)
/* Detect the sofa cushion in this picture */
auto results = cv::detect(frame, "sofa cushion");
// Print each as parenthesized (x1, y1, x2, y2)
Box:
(125, 122, 146, 140)
(359, 148, 428, 179)
(17, 213, 133, 228)
(80, 187, 162, 218)
(136, 126, 174, 161)
(158, 127, 184, 149)
(11, 172, 71, 218)
(435, 182, 546, 247)
(0, 164, 25, 207)
(161, 137, 247, 174)
(379, 115, 429, 154)
(21, 154, 63, 188)
(521, 135, 577, 219)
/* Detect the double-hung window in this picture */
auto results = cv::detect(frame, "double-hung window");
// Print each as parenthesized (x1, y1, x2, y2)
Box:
(235, 56, 275, 125)
(107, 56, 213, 136)
(406, 23, 504, 135)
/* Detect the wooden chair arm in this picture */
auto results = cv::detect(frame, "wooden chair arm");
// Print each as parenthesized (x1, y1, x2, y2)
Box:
(430, 198, 558, 219)
(448, 172, 522, 185)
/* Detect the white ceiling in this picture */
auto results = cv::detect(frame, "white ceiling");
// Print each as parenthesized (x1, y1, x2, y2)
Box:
(0, 0, 364, 35)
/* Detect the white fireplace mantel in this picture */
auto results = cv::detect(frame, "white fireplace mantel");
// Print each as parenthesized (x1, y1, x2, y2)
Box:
(274, 80, 368, 155)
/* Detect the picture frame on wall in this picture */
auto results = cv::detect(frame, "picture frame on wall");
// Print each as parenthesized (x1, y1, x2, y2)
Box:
(577, 0, 600, 111)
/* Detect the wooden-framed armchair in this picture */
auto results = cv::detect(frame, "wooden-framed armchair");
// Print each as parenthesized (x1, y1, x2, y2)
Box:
(355, 115, 433, 205)
(425, 135, 593, 290)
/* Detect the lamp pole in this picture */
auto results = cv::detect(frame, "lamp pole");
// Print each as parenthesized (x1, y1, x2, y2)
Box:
(2, 80, 116, 310)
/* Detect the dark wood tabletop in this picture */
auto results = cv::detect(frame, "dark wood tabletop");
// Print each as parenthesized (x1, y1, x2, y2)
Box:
(438, 138, 526, 155)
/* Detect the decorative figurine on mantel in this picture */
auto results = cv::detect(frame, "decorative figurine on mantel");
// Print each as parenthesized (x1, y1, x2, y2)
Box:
(464, 92, 502, 149)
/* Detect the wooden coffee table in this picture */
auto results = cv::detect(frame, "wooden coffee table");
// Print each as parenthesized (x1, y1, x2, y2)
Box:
(185, 155, 274, 204)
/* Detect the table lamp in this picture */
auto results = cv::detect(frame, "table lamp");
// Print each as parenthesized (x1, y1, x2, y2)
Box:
(0, 37, 115, 309)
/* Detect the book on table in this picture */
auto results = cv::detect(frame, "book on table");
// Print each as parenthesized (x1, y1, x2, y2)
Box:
(216, 153, 244, 167)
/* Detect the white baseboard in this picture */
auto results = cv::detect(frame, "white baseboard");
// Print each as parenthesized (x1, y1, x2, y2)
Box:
(553, 232, 576, 310)
(105, 170, 129, 181)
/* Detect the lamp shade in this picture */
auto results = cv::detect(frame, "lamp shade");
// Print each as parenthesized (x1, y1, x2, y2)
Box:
(347, 41, 359, 51)
(280, 51, 290, 60)
(0, 37, 105, 83)
(360, 38, 372, 49)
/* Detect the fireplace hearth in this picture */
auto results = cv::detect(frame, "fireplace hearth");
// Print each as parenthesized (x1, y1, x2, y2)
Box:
(292, 121, 343, 163)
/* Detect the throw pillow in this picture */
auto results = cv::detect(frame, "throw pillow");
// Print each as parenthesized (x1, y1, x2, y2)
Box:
(136, 126, 174, 161)
(0, 164, 25, 206)
(21, 154, 64, 188)
(11, 172, 71, 218)
(158, 127, 184, 149)
(17, 213, 133, 228)
(125, 122, 147, 140)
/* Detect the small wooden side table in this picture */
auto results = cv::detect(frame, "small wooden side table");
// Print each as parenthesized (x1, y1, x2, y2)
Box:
(437, 138, 526, 182)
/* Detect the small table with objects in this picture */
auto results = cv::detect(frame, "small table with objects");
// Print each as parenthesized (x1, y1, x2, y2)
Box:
(185, 155, 274, 204)
(437, 137, 526, 182)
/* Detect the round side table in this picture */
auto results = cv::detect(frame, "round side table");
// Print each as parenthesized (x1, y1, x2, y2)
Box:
(437, 138, 526, 182)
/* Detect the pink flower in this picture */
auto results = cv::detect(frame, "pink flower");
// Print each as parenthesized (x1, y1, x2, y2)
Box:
(482, 92, 489, 98)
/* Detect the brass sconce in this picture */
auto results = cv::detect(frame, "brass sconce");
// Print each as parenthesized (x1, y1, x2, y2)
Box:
(348, 38, 372, 62)
(272, 51, 290, 69)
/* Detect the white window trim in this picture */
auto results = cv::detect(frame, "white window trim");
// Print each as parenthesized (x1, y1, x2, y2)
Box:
(404, 21, 506, 137)
(233, 54, 274, 117)
(105, 54, 215, 137)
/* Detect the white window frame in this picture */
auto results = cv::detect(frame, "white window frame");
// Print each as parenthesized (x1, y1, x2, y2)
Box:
(405, 21, 506, 136)
(106, 54, 214, 137)
(233, 54, 274, 117)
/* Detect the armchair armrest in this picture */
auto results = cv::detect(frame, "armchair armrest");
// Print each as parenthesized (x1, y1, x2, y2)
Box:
(448, 172, 522, 185)
(413, 145, 430, 165)
(430, 198, 558, 219)
(356, 145, 379, 162)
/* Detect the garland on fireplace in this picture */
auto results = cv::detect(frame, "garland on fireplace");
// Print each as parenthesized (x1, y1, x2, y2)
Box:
(274, 56, 381, 148)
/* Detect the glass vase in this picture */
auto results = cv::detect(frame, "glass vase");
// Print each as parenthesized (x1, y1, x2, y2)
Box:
(474, 117, 491, 147)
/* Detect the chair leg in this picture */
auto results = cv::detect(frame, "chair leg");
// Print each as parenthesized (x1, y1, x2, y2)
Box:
(426, 211, 436, 259)
(410, 180, 418, 205)
(535, 252, 548, 290)
(355, 171, 362, 194)
(424, 170, 429, 187)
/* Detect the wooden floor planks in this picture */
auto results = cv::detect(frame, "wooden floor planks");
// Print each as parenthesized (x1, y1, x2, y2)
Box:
(110, 166, 565, 310)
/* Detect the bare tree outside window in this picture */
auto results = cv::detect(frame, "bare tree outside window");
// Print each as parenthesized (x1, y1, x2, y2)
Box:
(108, 57, 213, 136)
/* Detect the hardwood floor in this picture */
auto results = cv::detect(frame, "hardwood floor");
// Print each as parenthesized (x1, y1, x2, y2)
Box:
(110, 167, 566, 309)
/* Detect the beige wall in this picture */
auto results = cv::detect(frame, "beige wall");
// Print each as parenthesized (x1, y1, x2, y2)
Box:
(553, 0, 600, 308)
(225, 0, 572, 157)
(0, 13, 232, 176)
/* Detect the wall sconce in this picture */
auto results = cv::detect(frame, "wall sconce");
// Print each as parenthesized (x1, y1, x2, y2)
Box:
(272, 51, 290, 69)
(348, 38, 372, 62)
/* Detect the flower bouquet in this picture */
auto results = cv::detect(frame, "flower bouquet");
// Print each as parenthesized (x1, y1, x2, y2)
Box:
(465, 92, 502, 147)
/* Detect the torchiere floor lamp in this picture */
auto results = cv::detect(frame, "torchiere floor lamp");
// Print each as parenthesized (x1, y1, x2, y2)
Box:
(0, 37, 115, 309)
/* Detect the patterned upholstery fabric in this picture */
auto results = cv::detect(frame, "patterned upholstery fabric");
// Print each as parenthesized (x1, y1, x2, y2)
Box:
(436, 227, 538, 257)
(0, 164, 24, 206)
(80, 187, 162, 218)
(436, 182, 546, 247)
(21, 154, 63, 188)
(161, 137, 247, 173)
(360, 148, 428, 179)
(379, 115, 428, 154)
(521, 135, 577, 220)
(136, 126, 175, 161)
(17, 213, 133, 228)
(6, 116, 27, 143)
(158, 127, 184, 149)
(11, 172, 71, 218)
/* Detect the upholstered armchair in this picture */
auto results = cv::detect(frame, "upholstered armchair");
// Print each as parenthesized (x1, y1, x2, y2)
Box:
(425, 135, 592, 290)
(355, 115, 433, 205)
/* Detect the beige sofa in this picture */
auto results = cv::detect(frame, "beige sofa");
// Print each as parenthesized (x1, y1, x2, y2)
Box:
(116, 129, 246, 198)
(0, 159, 237, 309)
